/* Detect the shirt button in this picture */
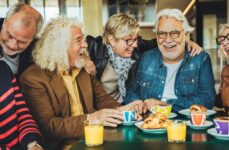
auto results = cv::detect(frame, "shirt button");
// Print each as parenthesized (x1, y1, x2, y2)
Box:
(161, 81, 164, 84)
(143, 82, 146, 86)
(158, 95, 161, 98)
(192, 79, 194, 83)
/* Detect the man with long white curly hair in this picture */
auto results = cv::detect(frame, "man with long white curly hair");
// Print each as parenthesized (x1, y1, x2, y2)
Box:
(19, 16, 141, 150)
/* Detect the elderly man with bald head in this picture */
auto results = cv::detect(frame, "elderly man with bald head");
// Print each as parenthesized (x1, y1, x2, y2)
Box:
(0, 2, 43, 76)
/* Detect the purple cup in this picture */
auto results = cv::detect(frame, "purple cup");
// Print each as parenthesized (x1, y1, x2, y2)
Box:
(214, 117, 229, 135)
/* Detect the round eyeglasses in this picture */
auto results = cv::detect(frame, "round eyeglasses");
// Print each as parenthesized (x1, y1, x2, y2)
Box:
(157, 30, 184, 40)
(216, 33, 229, 45)
(120, 38, 138, 46)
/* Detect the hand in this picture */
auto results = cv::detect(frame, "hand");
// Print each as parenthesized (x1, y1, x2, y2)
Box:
(220, 45, 229, 59)
(187, 40, 203, 56)
(82, 56, 96, 75)
(29, 145, 44, 150)
(131, 100, 147, 115)
(27, 142, 44, 150)
(88, 109, 123, 127)
(144, 98, 166, 110)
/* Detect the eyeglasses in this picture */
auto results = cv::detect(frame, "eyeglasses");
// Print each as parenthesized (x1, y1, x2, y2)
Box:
(156, 30, 184, 40)
(120, 38, 138, 46)
(216, 33, 229, 45)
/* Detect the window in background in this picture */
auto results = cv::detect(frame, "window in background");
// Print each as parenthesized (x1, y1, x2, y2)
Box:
(203, 14, 217, 50)
(30, 0, 59, 23)
(45, 0, 59, 22)
(0, 0, 8, 18)
(1, 0, 82, 23)
(9, 0, 19, 6)
(102, 0, 156, 27)
(31, 0, 81, 23)
(66, 0, 82, 20)
(30, 0, 44, 20)
(0, 0, 20, 18)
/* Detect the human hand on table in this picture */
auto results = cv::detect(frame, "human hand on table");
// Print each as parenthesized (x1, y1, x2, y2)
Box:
(87, 109, 123, 127)
(144, 98, 166, 111)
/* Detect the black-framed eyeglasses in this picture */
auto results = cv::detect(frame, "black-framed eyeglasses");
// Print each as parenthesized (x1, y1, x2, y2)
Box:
(216, 33, 229, 45)
(156, 30, 184, 40)
(120, 38, 138, 46)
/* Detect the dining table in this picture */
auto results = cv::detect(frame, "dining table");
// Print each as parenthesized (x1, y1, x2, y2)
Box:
(70, 111, 229, 150)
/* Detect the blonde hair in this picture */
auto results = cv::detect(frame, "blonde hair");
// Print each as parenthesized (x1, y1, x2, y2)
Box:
(218, 24, 229, 60)
(153, 8, 194, 33)
(103, 13, 140, 44)
(218, 24, 229, 36)
(33, 16, 84, 73)
(5, 2, 43, 37)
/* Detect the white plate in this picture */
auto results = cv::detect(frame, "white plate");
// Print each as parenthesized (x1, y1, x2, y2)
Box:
(168, 112, 177, 119)
(186, 120, 213, 130)
(207, 128, 229, 140)
(178, 109, 216, 118)
(134, 121, 167, 134)
(122, 120, 138, 126)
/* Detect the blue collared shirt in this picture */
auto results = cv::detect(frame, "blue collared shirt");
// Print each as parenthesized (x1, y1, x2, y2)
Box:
(124, 48, 216, 112)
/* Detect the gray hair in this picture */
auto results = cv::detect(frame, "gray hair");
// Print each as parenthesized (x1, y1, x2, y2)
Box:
(218, 24, 229, 36)
(33, 16, 84, 73)
(5, 2, 43, 37)
(153, 8, 194, 33)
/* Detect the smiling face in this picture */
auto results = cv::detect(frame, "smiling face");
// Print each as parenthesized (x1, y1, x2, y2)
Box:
(108, 34, 138, 58)
(0, 13, 36, 56)
(219, 28, 229, 59)
(68, 26, 88, 68)
(157, 17, 188, 64)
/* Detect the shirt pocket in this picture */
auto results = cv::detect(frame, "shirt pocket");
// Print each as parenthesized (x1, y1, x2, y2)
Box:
(136, 79, 156, 100)
(180, 75, 199, 95)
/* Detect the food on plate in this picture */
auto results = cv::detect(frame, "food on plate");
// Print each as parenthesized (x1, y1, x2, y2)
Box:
(189, 104, 207, 113)
(141, 112, 171, 129)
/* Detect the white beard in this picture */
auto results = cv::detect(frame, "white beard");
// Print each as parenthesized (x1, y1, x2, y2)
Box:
(74, 58, 85, 68)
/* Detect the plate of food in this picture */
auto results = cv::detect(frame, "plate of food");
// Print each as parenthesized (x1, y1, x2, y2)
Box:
(135, 112, 170, 134)
(186, 120, 213, 130)
(178, 105, 216, 118)
(207, 128, 229, 140)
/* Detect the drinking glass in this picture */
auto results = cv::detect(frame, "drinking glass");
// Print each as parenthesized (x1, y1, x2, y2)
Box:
(84, 120, 104, 147)
(167, 120, 186, 143)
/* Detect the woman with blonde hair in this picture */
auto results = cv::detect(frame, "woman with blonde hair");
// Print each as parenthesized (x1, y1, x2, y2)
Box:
(216, 23, 229, 115)
(87, 13, 202, 107)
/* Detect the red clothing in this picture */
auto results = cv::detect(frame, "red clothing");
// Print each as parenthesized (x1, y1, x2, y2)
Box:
(0, 61, 43, 150)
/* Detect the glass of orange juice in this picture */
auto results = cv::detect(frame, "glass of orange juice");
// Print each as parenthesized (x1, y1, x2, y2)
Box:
(167, 120, 186, 143)
(84, 120, 104, 147)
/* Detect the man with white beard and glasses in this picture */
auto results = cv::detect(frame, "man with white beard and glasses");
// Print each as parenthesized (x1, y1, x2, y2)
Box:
(125, 8, 215, 112)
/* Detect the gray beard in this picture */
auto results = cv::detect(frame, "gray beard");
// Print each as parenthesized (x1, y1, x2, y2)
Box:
(74, 58, 85, 68)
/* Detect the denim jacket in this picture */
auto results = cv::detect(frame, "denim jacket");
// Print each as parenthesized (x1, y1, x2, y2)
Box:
(125, 48, 216, 112)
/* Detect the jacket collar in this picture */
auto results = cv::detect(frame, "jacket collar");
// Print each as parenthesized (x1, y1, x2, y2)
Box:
(46, 68, 93, 113)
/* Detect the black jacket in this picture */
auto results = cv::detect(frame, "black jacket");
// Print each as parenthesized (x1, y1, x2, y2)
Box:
(0, 18, 36, 77)
(86, 35, 157, 87)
